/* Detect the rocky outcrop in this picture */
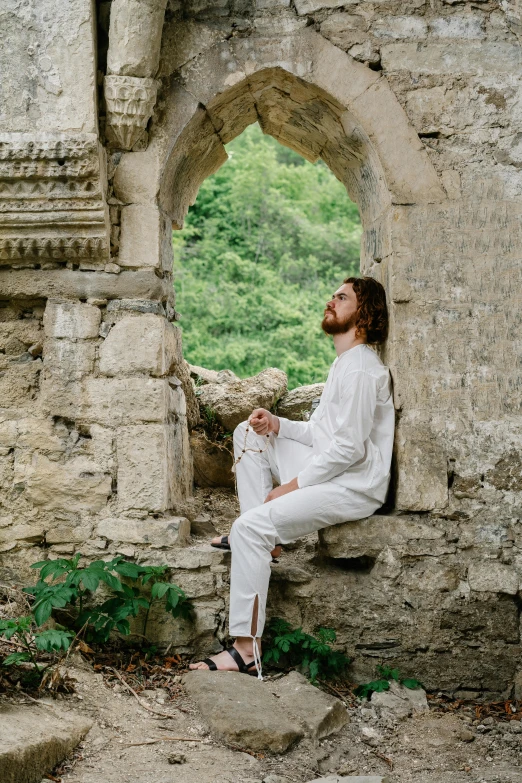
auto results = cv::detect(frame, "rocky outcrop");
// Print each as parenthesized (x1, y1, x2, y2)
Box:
(196, 367, 287, 432)
(277, 383, 324, 421)
(188, 363, 239, 386)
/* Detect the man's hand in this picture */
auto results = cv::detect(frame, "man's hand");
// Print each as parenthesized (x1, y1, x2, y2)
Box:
(264, 477, 299, 503)
(249, 408, 280, 436)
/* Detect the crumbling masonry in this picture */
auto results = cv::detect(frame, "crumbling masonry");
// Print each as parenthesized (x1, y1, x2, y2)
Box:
(1, 0, 522, 698)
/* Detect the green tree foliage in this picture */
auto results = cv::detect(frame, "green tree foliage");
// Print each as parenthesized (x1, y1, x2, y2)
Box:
(173, 124, 361, 388)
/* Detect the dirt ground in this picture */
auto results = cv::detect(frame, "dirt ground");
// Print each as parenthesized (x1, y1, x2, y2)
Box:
(3, 488, 522, 782)
(8, 655, 520, 783)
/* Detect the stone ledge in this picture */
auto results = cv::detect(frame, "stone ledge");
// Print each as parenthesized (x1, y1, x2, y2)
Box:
(0, 703, 92, 783)
(0, 269, 169, 301)
(318, 514, 447, 559)
(97, 516, 190, 547)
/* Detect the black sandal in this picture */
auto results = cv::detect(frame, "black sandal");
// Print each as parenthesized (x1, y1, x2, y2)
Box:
(201, 646, 259, 675)
(211, 535, 231, 551)
(210, 535, 281, 563)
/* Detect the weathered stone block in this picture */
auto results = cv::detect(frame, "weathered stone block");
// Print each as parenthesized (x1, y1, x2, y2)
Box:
(43, 300, 101, 339)
(351, 81, 446, 205)
(99, 314, 181, 377)
(46, 523, 94, 545)
(468, 562, 519, 595)
(429, 16, 484, 39)
(319, 514, 445, 559)
(171, 570, 215, 598)
(0, 703, 92, 783)
(39, 378, 82, 421)
(116, 424, 188, 511)
(83, 377, 170, 425)
(141, 596, 224, 652)
(119, 205, 169, 270)
(271, 671, 349, 739)
(1, 0, 98, 134)
(44, 339, 95, 380)
(0, 363, 40, 408)
(183, 670, 304, 753)
(0, 420, 17, 449)
(159, 546, 227, 570)
(294, 0, 344, 14)
(394, 420, 448, 511)
(0, 523, 46, 544)
(0, 321, 42, 353)
(0, 270, 169, 302)
(380, 42, 522, 75)
(320, 13, 367, 51)
(113, 149, 162, 204)
(372, 16, 427, 40)
(22, 454, 111, 513)
(97, 516, 190, 546)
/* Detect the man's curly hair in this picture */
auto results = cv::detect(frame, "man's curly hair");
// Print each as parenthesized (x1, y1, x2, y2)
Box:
(344, 276, 389, 345)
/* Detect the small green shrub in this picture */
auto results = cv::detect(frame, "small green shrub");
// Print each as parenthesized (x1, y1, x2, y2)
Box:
(263, 618, 351, 683)
(0, 616, 73, 669)
(24, 554, 191, 642)
(354, 665, 423, 700)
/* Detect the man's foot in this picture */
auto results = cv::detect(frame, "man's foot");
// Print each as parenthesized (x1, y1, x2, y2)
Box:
(189, 643, 259, 673)
(210, 535, 282, 559)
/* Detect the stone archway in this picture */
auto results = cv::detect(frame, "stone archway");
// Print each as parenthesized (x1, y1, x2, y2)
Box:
(113, 29, 448, 511)
(3, 0, 522, 693)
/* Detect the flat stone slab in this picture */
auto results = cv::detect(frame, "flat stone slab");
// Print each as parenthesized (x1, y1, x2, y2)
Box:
(0, 702, 92, 783)
(271, 671, 349, 739)
(183, 670, 303, 753)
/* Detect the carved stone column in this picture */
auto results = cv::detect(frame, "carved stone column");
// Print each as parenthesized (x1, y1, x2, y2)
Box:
(104, 0, 167, 150)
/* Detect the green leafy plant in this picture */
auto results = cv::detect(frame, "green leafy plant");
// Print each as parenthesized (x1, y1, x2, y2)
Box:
(24, 554, 191, 643)
(263, 618, 350, 683)
(0, 616, 73, 670)
(354, 664, 424, 700)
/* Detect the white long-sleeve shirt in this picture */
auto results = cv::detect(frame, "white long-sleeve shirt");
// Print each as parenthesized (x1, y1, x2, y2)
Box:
(277, 344, 395, 504)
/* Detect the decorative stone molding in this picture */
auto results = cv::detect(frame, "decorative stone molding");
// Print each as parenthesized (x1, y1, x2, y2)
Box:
(0, 133, 110, 265)
(104, 75, 158, 150)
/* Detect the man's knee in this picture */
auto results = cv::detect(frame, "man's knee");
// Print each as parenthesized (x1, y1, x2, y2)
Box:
(230, 511, 256, 543)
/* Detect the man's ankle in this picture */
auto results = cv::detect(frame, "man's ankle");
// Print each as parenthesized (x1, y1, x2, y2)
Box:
(235, 638, 261, 657)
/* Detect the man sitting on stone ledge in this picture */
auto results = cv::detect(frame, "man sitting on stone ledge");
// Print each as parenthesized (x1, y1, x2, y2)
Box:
(190, 276, 394, 677)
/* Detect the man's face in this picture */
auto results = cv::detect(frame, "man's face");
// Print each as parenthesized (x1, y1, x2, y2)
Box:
(321, 283, 358, 335)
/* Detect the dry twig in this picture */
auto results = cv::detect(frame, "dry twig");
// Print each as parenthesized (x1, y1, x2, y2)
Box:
(124, 736, 203, 747)
(108, 666, 183, 718)
(372, 750, 393, 770)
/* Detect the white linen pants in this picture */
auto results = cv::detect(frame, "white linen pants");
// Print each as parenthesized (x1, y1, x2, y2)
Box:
(228, 421, 381, 640)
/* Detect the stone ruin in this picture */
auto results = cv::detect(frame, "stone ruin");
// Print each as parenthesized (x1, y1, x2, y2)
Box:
(1, 0, 522, 699)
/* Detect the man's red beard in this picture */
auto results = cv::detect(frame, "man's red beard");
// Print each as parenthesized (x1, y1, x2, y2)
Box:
(321, 309, 356, 335)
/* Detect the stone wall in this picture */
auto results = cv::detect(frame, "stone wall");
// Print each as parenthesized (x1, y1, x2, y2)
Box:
(1, 0, 522, 695)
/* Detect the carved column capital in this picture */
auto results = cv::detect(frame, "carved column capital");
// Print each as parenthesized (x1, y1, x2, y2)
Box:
(104, 75, 158, 151)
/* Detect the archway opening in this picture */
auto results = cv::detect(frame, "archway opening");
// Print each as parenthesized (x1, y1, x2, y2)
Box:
(173, 122, 362, 389)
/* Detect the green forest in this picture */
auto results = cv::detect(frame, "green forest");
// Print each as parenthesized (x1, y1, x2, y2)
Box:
(172, 123, 361, 389)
